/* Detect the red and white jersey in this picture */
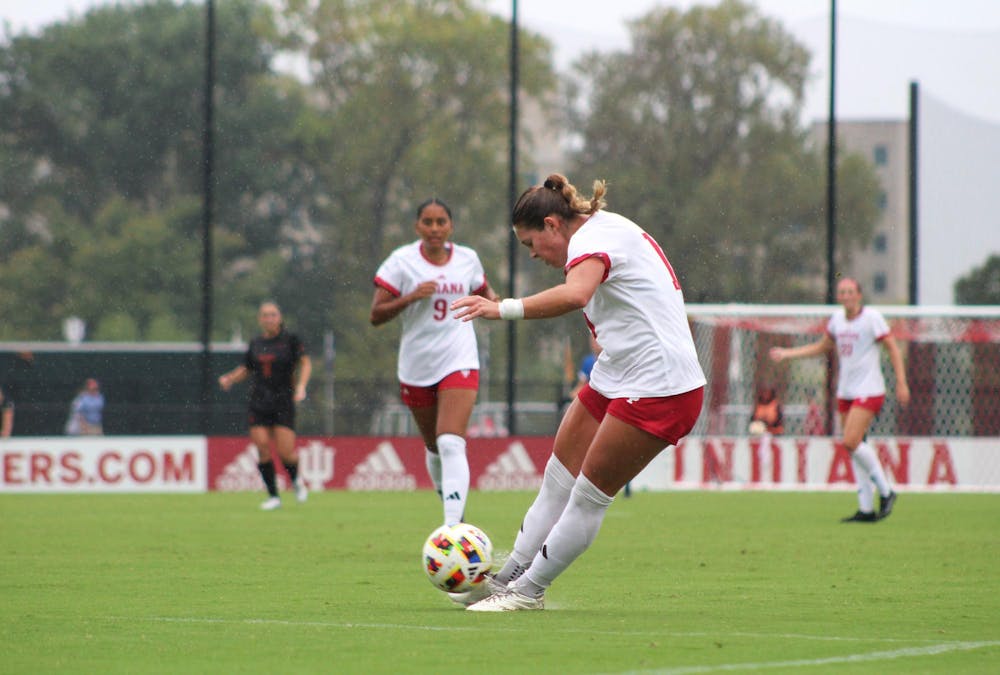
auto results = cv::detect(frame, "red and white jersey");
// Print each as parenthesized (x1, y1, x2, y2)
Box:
(826, 306, 891, 399)
(565, 211, 706, 399)
(374, 241, 488, 386)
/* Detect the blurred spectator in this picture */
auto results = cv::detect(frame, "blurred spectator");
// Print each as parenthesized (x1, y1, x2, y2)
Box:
(65, 378, 105, 436)
(804, 389, 825, 436)
(0, 385, 14, 437)
(568, 333, 603, 401)
(749, 386, 784, 436)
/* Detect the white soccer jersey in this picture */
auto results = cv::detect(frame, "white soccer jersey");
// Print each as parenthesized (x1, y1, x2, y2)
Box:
(826, 306, 891, 399)
(565, 211, 706, 399)
(374, 241, 488, 386)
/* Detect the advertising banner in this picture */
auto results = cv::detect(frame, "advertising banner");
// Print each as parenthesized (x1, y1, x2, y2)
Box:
(0, 436, 206, 493)
(4, 436, 997, 493)
(630, 436, 1000, 492)
(207, 436, 554, 492)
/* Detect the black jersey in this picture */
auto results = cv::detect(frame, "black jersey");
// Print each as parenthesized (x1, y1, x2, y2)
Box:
(244, 331, 305, 413)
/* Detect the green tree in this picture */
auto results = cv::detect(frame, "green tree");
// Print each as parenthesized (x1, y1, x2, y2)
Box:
(274, 0, 558, 377)
(955, 255, 1000, 304)
(567, 0, 880, 302)
(0, 0, 308, 339)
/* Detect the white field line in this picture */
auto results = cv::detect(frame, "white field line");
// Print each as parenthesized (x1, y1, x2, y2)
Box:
(99, 615, 993, 648)
(611, 640, 1000, 674)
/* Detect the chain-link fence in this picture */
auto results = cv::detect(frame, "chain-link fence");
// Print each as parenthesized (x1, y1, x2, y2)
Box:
(6, 307, 998, 438)
(0, 343, 566, 436)
(688, 305, 1000, 437)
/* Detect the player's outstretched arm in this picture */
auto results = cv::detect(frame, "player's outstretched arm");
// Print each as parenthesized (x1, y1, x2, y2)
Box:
(769, 334, 834, 363)
(452, 258, 604, 322)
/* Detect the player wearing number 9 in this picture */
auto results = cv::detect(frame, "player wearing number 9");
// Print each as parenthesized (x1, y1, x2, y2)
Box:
(450, 174, 706, 611)
(371, 198, 498, 529)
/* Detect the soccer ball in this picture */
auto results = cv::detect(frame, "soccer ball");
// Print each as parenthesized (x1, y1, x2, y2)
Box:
(422, 523, 493, 593)
(748, 420, 767, 435)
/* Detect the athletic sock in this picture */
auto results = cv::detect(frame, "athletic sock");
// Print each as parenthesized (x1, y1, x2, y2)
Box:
(851, 452, 875, 512)
(257, 461, 279, 498)
(283, 461, 299, 484)
(514, 473, 614, 596)
(853, 442, 891, 497)
(425, 447, 443, 499)
(437, 434, 469, 526)
(494, 455, 576, 586)
(493, 558, 530, 587)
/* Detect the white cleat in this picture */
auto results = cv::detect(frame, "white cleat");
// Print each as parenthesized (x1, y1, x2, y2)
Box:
(448, 575, 506, 607)
(466, 588, 544, 612)
(295, 480, 308, 503)
(260, 496, 282, 511)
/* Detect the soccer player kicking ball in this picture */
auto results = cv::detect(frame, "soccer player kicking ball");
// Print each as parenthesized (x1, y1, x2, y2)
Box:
(451, 174, 706, 611)
(770, 277, 910, 523)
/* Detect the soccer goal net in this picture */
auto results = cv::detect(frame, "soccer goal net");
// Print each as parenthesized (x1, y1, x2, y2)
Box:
(687, 304, 1000, 438)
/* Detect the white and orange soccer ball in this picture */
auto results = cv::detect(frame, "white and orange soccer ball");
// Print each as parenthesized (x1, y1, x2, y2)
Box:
(422, 523, 493, 594)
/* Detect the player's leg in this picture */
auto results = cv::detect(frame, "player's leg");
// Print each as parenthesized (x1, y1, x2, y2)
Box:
(844, 403, 896, 518)
(521, 389, 700, 595)
(523, 417, 663, 587)
(408, 395, 443, 499)
(838, 408, 874, 520)
(472, 416, 662, 611)
(843, 405, 894, 514)
(436, 386, 477, 526)
(272, 423, 307, 502)
(470, 389, 702, 611)
(250, 424, 281, 509)
(492, 397, 598, 587)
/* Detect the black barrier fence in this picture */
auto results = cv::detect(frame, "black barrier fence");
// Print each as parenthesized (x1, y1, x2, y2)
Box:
(0, 344, 566, 437)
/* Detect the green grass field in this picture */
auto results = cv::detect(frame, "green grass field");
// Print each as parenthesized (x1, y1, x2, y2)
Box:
(2, 490, 998, 674)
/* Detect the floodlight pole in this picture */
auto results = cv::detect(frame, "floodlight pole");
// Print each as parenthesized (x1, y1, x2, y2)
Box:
(824, 0, 838, 434)
(825, 0, 837, 305)
(908, 81, 919, 305)
(200, 0, 216, 434)
(506, 0, 519, 435)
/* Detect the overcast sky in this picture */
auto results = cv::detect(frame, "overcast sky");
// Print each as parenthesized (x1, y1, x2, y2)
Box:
(4, 0, 1000, 124)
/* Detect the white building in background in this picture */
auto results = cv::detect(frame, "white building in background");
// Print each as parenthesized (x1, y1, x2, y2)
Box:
(811, 119, 911, 305)
(917, 93, 1000, 305)
(519, 94, 568, 185)
(810, 90, 1000, 306)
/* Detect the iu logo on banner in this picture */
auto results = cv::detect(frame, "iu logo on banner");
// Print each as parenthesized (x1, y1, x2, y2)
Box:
(299, 440, 335, 490)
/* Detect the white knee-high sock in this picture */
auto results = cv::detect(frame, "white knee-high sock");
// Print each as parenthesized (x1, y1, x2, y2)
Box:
(494, 455, 575, 586)
(437, 434, 469, 526)
(851, 452, 875, 512)
(514, 473, 614, 597)
(853, 442, 891, 497)
(425, 447, 442, 499)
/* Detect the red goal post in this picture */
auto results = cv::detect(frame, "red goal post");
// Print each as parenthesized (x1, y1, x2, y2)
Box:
(686, 304, 1000, 437)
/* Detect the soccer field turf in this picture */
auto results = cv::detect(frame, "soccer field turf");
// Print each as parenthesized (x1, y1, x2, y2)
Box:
(2, 490, 998, 673)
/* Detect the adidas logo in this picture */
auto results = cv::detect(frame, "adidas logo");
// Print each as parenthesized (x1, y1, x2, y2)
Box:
(444, 491, 462, 501)
(347, 441, 417, 491)
(477, 442, 542, 490)
(217, 443, 288, 492)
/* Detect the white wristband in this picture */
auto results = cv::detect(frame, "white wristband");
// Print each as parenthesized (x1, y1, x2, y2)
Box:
(498, 298, 525, 320)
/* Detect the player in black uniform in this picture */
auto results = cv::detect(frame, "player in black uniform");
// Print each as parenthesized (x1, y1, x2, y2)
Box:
(219, 302, 312, 510)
